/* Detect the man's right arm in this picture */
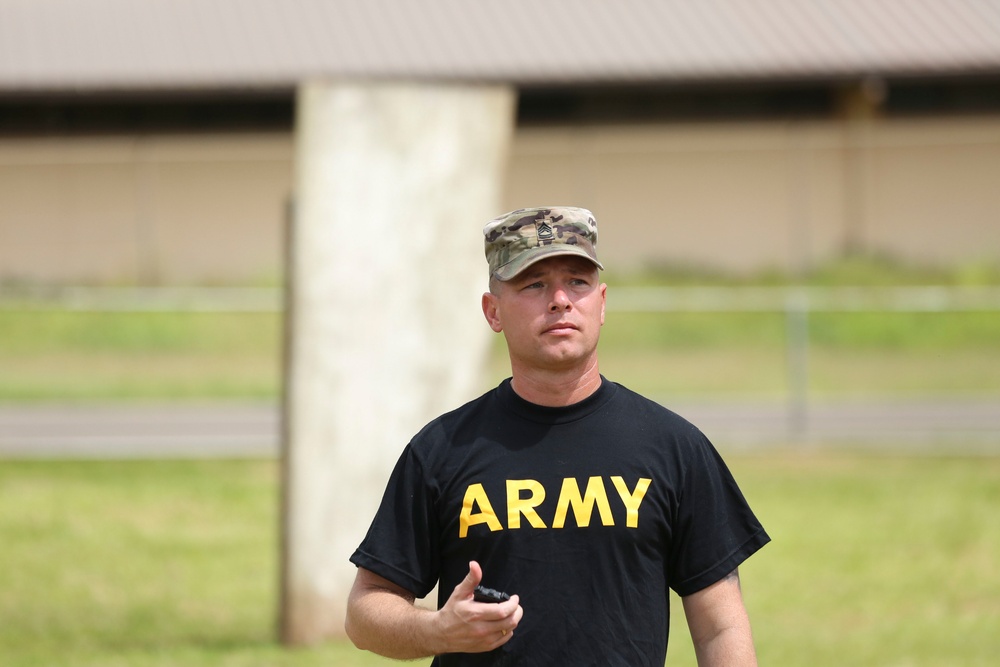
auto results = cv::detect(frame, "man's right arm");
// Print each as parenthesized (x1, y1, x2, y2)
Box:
(345, 562, 522, 659)
(681, 568, 758, 667)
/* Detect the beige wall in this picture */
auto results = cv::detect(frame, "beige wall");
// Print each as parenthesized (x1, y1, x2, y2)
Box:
(2, 115, 999, 284)
(0, 134, 292, 284)
(504, 116, 1000, 274)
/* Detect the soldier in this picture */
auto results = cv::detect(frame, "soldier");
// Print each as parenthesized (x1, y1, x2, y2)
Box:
(346, 206, 769, 666)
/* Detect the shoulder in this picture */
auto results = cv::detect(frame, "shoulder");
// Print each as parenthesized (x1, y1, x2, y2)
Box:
(608, 381, 707, 439)
(408, 384, 503, 453)
(602, 382, 724, 478)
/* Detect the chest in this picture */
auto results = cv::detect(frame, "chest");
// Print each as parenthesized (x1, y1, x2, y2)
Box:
(433, 424, 678, 549)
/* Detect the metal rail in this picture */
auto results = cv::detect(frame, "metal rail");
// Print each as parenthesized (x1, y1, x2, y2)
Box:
(1, 284, 997, 446)
(609, 286, 1000, 312)
(3, 285, 1000, 312)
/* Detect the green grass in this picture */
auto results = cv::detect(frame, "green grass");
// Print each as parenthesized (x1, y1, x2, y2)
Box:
(695, 453, 1000, 666)
(0, 309, 280, 353)
(1, 454, 998, 666)
(618, 253, 1000, 288)
(0, 310, 281, 401)
(3, 254, 1000, 402)
(597, 310, 1000, 399)
(4, 306, 1000, 402)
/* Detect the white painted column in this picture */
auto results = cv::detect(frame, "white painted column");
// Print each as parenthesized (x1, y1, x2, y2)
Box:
(280, 81, 516, 645)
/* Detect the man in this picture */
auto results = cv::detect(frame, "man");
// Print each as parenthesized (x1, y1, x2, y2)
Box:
(346, 206, 769, 665)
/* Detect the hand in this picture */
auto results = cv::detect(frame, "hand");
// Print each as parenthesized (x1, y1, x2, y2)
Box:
(433, 561, 523, 654)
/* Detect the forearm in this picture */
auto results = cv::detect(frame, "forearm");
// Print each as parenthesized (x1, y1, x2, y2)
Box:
(345, 586, 441, 660)
(690, 618, 757, 667)
(346, 563, 522, 659)
(683, 569, 759, 667)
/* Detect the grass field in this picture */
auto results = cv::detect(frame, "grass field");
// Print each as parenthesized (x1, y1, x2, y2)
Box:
(3, 256, 999, 401)
(0, 310, 281, 402)
(2, 307, 1000, 402)
(1, 261, 998, 663)
(1, 453, 998, 666)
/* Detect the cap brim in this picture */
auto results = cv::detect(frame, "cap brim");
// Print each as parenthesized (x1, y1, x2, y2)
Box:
(493, 245, 604, 281)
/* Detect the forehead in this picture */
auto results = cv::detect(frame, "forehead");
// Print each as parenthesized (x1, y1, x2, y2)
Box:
(512, 255, 599, 280)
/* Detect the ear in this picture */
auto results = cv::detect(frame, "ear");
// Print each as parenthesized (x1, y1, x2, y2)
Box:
(482, 292, 503, 332)
(599, 283, 607, 326)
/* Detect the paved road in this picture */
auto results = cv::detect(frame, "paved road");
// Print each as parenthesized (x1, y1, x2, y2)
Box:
(670, 399, 1000, 451)
(0, 404, 277, 458)
(1, 399, 999, 458)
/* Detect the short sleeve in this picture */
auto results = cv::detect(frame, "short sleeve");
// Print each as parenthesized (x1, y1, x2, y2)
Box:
(349, 444, 441, 598)
(667, 434, 770, 597)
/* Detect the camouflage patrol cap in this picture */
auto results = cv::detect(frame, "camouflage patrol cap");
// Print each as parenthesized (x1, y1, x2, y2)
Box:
(484, 206, 604, 281)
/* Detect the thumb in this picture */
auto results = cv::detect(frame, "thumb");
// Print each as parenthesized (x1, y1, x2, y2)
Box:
(452, 560, 483, 599)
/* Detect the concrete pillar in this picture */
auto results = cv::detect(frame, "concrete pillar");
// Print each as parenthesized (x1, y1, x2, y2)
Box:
(279, 81, 516, 645)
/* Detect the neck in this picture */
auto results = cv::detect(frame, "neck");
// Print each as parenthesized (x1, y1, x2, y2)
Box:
(508, 359, 602, 407)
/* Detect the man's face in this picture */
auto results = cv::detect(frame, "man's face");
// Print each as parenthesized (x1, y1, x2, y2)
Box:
(482, 255, 606, 374)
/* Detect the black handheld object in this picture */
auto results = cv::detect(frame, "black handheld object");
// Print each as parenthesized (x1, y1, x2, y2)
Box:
(473, 584, 510, 603)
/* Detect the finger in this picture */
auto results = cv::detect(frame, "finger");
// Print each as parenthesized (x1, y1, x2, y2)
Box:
(502, 595, 524, 632)
(507, 595, 523, 624)
(497, 621, 516, 645)
(451, 560, 483, 600)
(495, 593, 520, 615)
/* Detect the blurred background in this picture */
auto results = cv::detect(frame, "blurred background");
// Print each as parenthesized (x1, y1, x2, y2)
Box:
(1, 1, 999, 665)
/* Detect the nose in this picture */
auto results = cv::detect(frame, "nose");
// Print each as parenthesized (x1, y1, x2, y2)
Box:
(549, 287, 571, 312)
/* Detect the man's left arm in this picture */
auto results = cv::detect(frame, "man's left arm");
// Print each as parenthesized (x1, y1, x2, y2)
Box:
(681, 568, 759, 667)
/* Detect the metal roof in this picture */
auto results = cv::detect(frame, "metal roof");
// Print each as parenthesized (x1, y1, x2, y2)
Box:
(2, 0, 1000, 94)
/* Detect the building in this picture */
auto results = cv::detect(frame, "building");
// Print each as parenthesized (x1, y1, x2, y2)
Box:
(2, 0, 1000, 284)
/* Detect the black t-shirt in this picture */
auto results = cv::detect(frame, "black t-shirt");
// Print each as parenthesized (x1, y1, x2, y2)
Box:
(351, 378, 769, 666)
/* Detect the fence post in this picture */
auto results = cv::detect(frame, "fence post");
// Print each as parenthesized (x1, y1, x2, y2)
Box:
(786, 287, 810, 440)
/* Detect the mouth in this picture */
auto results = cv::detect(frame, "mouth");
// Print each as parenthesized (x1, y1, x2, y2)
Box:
(543, 322, 578, 335)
